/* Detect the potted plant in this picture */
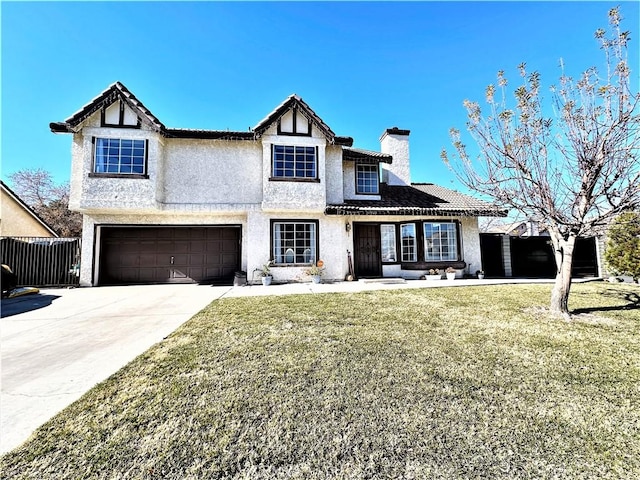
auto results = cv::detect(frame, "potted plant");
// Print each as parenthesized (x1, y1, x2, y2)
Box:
(255, 261, 273, 286)
(445, 266, 456, 280)
(476, 270, 485, 280)
(305, 260, 325, 284)
(426, 268, 441, 280)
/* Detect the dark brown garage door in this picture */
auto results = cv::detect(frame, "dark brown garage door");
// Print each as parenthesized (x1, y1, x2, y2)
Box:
(99, 226, 240, 285)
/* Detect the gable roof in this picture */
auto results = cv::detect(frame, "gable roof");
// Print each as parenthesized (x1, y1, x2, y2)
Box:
(325, 183, 507, 217)
(50, 83, 353, 146)
(0, 181, 59, 237)
(50, 82, 165, 133)
(252, 94, 352, 146)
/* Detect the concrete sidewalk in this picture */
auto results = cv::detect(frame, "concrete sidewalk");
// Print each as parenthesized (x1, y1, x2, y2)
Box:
(1, 277, 563, 454)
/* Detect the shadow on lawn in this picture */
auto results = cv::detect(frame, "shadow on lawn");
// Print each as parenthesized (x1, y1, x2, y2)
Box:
(572, 289, 640, 315)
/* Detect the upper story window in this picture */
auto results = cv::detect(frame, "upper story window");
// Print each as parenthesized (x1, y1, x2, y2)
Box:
(424, 222, 458, 261)
(94, 138, 146, 175)
(272, 145, 317, 179)
(356, 164, 379, 194)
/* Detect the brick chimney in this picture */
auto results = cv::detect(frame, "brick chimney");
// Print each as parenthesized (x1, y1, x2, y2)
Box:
(380, 127, 411, 186)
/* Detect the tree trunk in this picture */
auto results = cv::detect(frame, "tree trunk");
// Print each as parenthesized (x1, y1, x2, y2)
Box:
(549, 233, 577, 318)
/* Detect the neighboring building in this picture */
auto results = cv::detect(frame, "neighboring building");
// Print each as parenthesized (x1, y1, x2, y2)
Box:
(483, 220, 547, 237)
(50, 82, 505, 287)
(0, 180, 58, 238)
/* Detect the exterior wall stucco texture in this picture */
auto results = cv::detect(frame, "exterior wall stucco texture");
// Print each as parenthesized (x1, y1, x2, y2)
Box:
(261, 129, 328, 211)
(163, 140, 262, 206)
(380, 132, 411, 186)
(74, 125, 162, 213)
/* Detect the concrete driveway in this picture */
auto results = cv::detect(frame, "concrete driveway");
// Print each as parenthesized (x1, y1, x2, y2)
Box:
(1, 284, 230, 454)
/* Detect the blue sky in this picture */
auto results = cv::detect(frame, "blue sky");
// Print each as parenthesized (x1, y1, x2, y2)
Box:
(2, 1, 638, 191)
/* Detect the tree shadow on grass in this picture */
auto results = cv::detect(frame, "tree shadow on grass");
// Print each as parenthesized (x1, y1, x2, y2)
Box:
(572, 289, 640, 315)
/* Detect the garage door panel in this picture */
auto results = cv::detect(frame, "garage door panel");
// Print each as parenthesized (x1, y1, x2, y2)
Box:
(188, 254, 205, 265)
(172, 253, 189, 264)
(99, 227, 240, 285)
(120, 255, 140, 267)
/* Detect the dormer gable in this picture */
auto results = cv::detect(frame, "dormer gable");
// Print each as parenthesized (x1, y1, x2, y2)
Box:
(50, 81, 165, 134)
(253, 94, 352, 146)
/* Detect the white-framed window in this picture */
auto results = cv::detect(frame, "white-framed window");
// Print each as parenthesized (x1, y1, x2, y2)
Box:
(94, 138, 146, 175)
(356, 164, 379, 194)
(424, 222, 458, 261)
(272, 145, 317, 179)
(401, 223, 417, 262)
(272, 221, 317, 265)
(381, 224, 397, 262)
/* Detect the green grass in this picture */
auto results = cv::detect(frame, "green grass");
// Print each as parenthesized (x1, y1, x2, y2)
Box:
(2, 283, 640, 479)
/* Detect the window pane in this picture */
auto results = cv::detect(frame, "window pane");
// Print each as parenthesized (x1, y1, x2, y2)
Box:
(356, 164, 379, 194)
(401, 223, 417, 262)
(272, 145, 317, 178)
(94, 138, 146, 175)
(424, 222, 458, 261)
(272, 222, 316, 265)
(381, 224, 397, 262)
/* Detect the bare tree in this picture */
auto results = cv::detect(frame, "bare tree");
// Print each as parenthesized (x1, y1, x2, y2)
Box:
(442, 7, 640, 318)
(8, 168, 82, 237)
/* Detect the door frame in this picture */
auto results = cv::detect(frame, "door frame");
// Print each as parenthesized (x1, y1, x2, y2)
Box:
(353, 222, 382, 278)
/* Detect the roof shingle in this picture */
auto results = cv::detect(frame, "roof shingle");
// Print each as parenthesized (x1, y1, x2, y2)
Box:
(325, 183, 507, 217)
(343, 148, 392, 164)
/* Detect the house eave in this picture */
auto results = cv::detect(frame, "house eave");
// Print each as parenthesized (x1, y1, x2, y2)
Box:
(343, 147, 393, 164)
(324, 205, 508, 217)
(164, 129, 256, 141)
(50, 122, 74, 134)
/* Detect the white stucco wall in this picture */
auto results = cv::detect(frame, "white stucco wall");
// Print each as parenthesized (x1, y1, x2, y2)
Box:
(460, 217, 482, 274)
(342, 162, 382, 201)
(261, 127, 327, 212)
(380, 131, 411, 186)
(325, 145, 345, 205)
(71, 125, 163, 213)
(245, 211, 348, 284)
(163, 139, 262, 206)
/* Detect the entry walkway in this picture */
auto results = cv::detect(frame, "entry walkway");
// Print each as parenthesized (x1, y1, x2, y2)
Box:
(221, 276, 559, 298)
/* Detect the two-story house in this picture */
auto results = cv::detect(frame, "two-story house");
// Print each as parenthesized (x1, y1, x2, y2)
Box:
(51, 82, 504, 286)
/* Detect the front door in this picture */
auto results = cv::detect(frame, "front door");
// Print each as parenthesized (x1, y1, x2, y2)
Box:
(354, 223, 381, 278)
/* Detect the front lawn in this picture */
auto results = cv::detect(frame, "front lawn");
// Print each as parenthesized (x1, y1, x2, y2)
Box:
(2, 283, 639, 479)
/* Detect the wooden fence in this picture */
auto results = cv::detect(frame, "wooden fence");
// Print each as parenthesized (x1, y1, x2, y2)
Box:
(0, 237, 81, 287)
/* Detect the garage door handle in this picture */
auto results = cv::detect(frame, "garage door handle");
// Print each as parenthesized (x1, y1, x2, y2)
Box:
(170, 256, 174, 265)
